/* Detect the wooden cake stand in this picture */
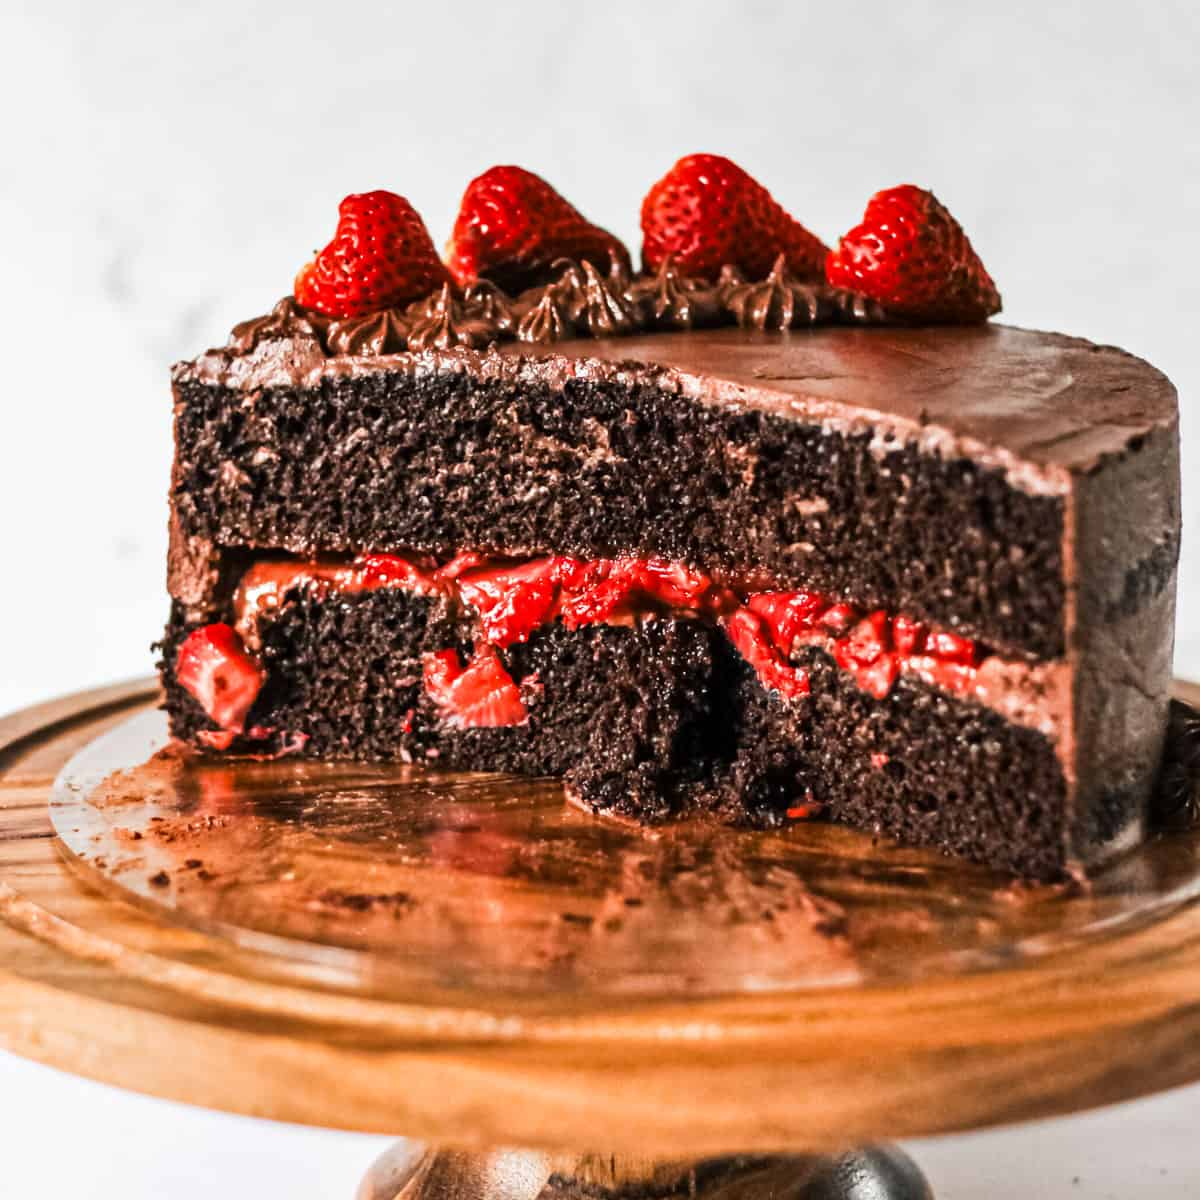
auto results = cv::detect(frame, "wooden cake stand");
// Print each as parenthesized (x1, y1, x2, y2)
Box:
(4, 679, 1200, 1199)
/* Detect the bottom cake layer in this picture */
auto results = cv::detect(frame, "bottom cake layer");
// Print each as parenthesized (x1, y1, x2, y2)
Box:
(159, 588, 1070, 878)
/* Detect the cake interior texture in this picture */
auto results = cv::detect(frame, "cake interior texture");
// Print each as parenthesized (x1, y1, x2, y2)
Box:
(162, 324, 1180, 880)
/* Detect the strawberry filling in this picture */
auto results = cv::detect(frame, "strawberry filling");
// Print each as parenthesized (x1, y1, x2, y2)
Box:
(722, 609, 811, 701)
(209, 549, 990, 734)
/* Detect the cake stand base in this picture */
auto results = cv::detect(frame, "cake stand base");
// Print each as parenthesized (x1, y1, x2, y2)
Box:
(8, 682, 1200, 1198)
(356, 1144, 933, 1200)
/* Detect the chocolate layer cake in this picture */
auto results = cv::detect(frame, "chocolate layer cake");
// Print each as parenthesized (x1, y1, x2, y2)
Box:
(159, 166, 1181, 879)
(162, 311, 1178, 878)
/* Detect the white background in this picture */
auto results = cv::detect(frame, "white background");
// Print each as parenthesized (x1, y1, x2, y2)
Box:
(2, 2, 1198, 1195)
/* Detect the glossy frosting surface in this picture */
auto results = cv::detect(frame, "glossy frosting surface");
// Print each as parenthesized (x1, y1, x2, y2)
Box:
(488, 324, 1177, 480)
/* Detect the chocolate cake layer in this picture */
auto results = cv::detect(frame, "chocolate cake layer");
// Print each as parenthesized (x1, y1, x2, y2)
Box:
(160, 590, 1069, 877)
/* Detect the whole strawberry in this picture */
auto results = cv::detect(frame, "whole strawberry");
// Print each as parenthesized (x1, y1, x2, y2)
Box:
(826, 185, 1000, 322)
(640, 154, 828, 282)
(295, 190, 451, 318)
(446, 166, 630, 291)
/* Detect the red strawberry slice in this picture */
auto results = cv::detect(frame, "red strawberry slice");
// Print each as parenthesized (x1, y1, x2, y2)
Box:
(446, 166, 630, 291)
(550, 557, 603, 591)
(356, 552, 441, 593)
(176, 624, 265, 734)
(786, 796, 824, 821)
(818, 602, 858, 636)
(925, 629, 980, 665)
(836, 611, 891, 668)
(833, 614, 900, 700)
(826, 185, 1001, 322)
(556, 558, 720, 630)
(891, 614, 928, 656)
(422, 646, 528, 728)
(456, 557, 562, 647)
(434, 551, 490, 584)
(640, 154, 828, 282)
(617, 558, 715, 610)
(723, 609, 811, 701)
(855, 654, 901, 701)
(294, 190, 452, 318)
(747, 591, 825, 650)
(559, 575, 639, 629)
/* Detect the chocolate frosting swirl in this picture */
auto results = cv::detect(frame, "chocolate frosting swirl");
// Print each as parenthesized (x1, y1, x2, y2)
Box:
(516, 288, 572, 344)
(462, 280, 517, 334)
(626, 257, 724, 330)
(574, 260, 638, 337)
(831, 287, 890, 325)
(722, 254, 836, 331)
(228, 297, 329, 353)
(325, 308, 410, 356)
(219, 258, 894, 361)
(406, 283, 496, 351)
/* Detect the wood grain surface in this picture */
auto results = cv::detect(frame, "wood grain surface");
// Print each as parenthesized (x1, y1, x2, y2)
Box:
(2, 678, 1200, 1157)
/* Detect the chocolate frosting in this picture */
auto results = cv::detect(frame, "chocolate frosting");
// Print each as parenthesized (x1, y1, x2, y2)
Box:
(626, 257, 724, 330)
(722, 255, 836, 330)
(213, 258, 885, 359)
(516, 288, 572, 344)
(406, 283, 496, 351)
(325, 308, 410, 356)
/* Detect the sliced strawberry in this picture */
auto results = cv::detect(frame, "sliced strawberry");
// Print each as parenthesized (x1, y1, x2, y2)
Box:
(446, 166, 630, 291)
(903, 656, 978, 697)
(176, 624, 265, 734)
(620, 557, 715, 610)
(559, 575, 639, 629)
(818, 602, 858, 636)
(434, 551, 490, 584)
(294, 190, 452, 318)
(550, 556, 604, 591)
(855, 653, 901, 701)
(925, 629, 980, 666)
(456, 557, 562, 647)
(356, 552, 441, 593)
(640, 154, 828, 281)
(422, 646, 528, 729)
(826, 184, 1001, 322)
(723, 609, 810, 701)
(837, 611, 891, 668)
(747, 591, 825, 650)
(786, 796, 824, 821)
(891, 614, 928, 656)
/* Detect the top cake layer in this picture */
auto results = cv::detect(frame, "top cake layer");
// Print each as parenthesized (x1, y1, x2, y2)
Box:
(176, 319, 1176, 494)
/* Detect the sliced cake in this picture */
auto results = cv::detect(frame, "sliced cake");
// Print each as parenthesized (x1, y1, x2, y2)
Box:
(159, 159, 1181, 879)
